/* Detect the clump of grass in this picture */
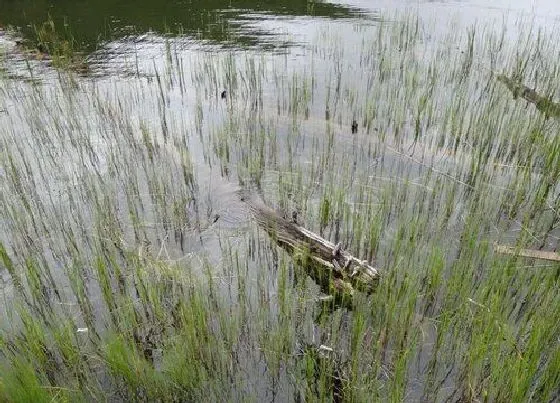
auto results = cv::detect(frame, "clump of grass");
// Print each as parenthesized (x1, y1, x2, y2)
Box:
(32, 16, 87, 71)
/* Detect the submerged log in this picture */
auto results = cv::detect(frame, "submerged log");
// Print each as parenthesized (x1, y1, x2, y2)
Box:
(496, 73, 560, 118)
(494, 243, 560, 262)
(240, 190, 380, 307)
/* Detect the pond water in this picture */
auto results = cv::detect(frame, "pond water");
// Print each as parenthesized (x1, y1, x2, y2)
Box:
(1, 0, 559, 52)
(0, 0, 559, 401)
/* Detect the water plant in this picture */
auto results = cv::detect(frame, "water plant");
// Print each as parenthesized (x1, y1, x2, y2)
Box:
(0, 9, 558, 402)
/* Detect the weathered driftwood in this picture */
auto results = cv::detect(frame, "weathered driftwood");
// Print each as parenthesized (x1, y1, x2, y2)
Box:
(240, 191, 379, 307)
(496, 73, 560, 118)
(494, 243, 560, 262)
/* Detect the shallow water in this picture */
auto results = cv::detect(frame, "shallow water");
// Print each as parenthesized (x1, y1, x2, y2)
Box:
(0, 0, 557, 317)
(0, 0, 559, 400)
(0, 0, 558, 333)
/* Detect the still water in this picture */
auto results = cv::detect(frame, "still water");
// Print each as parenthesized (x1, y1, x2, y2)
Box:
(0, 0, 557, 322)
(1, 1, 559, 53)
(0, 0, 558, 400)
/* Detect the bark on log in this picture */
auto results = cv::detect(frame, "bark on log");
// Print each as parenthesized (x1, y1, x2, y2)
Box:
(240, 190, 379, 307)
(496, 73, 560, 119)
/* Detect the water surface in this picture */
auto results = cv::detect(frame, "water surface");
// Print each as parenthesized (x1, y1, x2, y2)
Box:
(0, 0, 559, 400)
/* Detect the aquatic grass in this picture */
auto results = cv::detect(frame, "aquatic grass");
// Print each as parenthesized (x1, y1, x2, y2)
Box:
(0, 8, 559, 402)
(0, 357, 55, 403)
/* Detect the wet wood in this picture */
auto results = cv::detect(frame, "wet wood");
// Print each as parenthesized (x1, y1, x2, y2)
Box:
(493, 243, 560, 262)
(240, 190, 379, 307)
(496, 73, 560, 118)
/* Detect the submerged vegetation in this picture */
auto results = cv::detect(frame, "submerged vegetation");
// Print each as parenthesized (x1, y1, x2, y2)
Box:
(0, 9, 559, 402)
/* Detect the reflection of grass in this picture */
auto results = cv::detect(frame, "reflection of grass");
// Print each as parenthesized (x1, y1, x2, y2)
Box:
(0, 10, 559, 402)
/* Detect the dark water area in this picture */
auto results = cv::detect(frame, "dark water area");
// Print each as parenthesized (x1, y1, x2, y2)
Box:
(0, 0, 369, 52)
(1, 0, 559, 78)
(1, 0, 559, 55)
